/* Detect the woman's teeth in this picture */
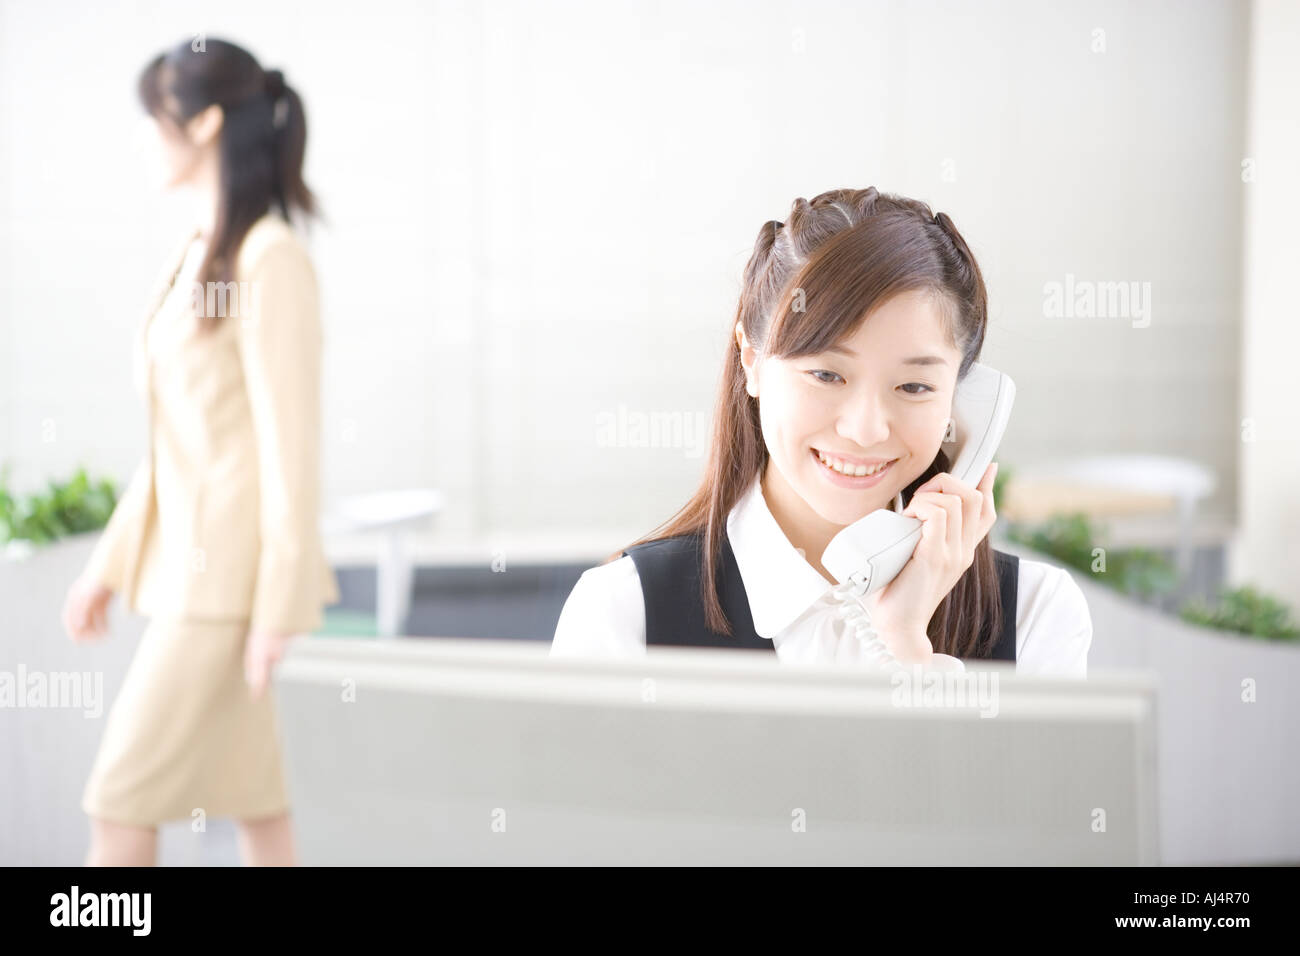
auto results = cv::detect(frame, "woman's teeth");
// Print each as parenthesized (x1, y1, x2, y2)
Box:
(815, 451, 894, 477)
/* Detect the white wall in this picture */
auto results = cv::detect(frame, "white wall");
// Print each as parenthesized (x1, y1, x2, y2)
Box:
(1235, 0, 1300, 611)
(0, 0, 1249, 549)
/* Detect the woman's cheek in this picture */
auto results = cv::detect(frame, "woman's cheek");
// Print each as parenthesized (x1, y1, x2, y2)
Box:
(765, 380, 815, 466)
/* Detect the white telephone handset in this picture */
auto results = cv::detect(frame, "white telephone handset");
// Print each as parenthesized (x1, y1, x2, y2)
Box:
(819, 363, 1016, 668)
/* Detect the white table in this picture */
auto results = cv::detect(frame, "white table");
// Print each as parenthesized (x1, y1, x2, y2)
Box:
(321, 489, 444, 636)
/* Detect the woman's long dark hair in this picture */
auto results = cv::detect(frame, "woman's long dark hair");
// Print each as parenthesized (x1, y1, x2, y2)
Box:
(615, 187, 1004, 659)
(138, 37, 316, 328)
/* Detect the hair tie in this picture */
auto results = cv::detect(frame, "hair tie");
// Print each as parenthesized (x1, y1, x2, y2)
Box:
(264, 69, 288, 129)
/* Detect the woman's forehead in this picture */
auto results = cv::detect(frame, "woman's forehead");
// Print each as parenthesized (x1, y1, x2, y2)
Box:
(824, 293, 959, 357)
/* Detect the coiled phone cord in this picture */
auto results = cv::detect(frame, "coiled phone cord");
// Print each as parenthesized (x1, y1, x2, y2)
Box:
(829, 582, 902, 672)
(825, 489, 908, 670)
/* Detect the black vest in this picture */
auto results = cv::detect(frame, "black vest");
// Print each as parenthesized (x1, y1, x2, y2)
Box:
(623, 533, 1019, 662)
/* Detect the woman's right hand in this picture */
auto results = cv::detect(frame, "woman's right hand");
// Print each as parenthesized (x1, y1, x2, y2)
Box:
(63, 576, 114, 641)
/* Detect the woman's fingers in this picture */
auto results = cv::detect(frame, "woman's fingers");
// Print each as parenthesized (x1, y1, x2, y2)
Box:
(904, 491, 959, 558)
(908, 464, 998, 553)
(91, 597, 108, 637)
(976, 462, 999, 524)
(64, 587, 92, 641)
(244, 631, 290, 699)
(61, 592, 81, 640)
(977, 461, 998, 492)
(64, 579, 108, 642)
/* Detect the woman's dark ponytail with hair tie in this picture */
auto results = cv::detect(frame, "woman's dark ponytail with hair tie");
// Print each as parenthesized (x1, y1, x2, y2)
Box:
(137, 38, 318, 329)
(263, 68, 288, 129)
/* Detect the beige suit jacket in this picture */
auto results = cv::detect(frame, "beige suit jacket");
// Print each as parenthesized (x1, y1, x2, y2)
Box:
(83, 214, 339, 632)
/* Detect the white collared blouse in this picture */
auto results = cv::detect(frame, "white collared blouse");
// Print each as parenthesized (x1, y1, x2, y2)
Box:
(551, 477, 1093, 676)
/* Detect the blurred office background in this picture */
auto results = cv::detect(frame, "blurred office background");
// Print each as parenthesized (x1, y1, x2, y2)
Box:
(2, 0, 1297, 865)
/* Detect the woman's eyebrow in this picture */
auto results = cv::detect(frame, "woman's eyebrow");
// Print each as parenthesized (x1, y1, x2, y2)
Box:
(823, 343, 949, 367)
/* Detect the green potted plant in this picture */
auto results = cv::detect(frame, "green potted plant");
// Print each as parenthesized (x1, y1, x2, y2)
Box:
(1180, 586, 1300, 641)
(1004, 510, 1180, 603)
(0, 466, 118, 556)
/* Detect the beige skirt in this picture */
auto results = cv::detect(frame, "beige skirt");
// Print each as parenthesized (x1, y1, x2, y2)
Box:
(81, 616, 291, 827)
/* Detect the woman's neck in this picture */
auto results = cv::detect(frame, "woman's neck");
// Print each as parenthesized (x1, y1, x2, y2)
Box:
(759, 464, 842, 585)
(186, 150, 220, 241)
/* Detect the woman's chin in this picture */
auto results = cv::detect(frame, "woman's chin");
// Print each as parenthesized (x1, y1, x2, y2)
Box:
(804, 488, 899, 528)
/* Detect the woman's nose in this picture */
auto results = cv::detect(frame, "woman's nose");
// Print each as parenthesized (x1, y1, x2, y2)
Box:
(835, 397, 891, 449)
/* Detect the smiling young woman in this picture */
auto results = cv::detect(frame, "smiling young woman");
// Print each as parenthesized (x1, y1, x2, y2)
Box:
(551, 187, 1092, 675)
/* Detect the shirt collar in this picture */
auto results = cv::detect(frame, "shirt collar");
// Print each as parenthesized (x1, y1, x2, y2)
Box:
(725, 475, 837, 638)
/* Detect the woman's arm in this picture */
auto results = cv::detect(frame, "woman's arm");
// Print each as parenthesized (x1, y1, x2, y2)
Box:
(66, 458, 151, 640)
(551, 557, 648, 657)
(81, 457, 151, 593)
(233, 236, 327, 635)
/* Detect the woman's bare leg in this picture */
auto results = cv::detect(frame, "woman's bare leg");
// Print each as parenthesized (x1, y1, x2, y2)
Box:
(235, 810, 297, 866)
(86, 817, 157, 866)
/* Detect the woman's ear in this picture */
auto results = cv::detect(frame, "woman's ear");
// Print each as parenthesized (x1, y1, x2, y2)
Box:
(735, 322, 760, 397)
(185, 103, 224, 147)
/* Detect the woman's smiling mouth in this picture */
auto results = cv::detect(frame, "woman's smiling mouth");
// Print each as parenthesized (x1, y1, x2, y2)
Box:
(811, 448, 897, 487)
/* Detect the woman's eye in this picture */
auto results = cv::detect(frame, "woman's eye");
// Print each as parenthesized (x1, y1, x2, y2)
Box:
(899, 382, 935, 395)
(808, 369, 843, 385)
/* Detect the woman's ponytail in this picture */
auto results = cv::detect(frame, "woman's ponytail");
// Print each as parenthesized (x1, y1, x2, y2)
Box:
(263, 68, 315, 219)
